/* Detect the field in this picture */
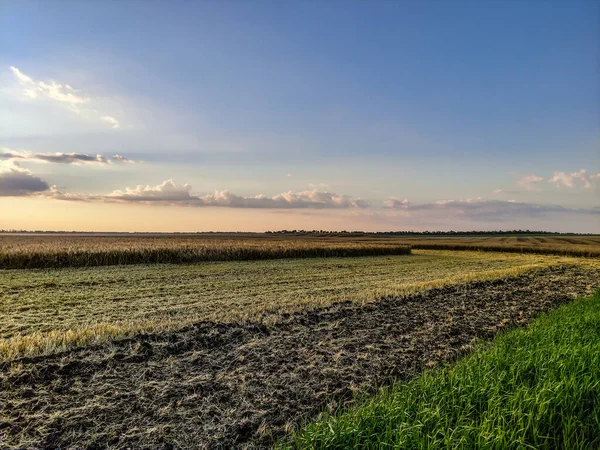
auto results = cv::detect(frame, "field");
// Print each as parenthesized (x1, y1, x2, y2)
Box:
(2, 250, 576, 361)
(283, 289, 600, 449)
(2, 233, 600, 269)
(1, 234, 599, 448)
(0, 235, 410, 269)
(377, 234, 600, 257)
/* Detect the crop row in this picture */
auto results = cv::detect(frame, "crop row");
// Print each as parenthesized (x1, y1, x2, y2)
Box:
(0, 240, 411, 269)
(410, 243, 600, 257)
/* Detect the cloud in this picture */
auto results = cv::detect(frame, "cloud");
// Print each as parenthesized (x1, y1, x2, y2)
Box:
(10, 66, 90, 108)
(101, 116, 120, 129)
(42, 180, 368, 209)
(493, 189, 520, 195)
(383, 197, 598, 220)
(10, 169, 596, 223)
(269, 190, 366, 208)
(0, 149, 136, 165)
(37, 81, 90, 109)
(108, 180, 196, 202)
(548, 169, 599, 189)
(383, 198, 411, 208)
(508, 169, 600, 192)
(111, 155, 133, 163)
(517, 174, 544, 191)
(37, 177, 599, 218)
(9, 66, 34, 84)
(0, 160, 50, 196)
(9, 66, 119, 127)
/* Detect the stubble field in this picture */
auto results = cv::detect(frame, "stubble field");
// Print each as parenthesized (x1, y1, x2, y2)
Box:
(1, 250, 587, 361)
(1, 233, 599, 448)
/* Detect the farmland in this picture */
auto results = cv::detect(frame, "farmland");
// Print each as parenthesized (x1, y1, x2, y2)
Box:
(3, 1, 597, 449)
(2, 233, 600, 270)
(0, 249, 575, 361)
(285, 232, 600, 256)
(282, 289, 600, 449)
(379, 234, 600, 257)
(1, 234, 599, 448)
(0, 235, 410, 269)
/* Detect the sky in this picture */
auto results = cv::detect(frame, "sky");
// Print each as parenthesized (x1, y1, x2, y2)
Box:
(1, 0, 599, 232)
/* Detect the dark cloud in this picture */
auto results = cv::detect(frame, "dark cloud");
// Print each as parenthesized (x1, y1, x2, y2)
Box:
(0, 161, 50, 196)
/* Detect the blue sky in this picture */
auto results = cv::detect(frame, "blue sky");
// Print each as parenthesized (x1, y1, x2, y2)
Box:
(1, 0, 599, 231)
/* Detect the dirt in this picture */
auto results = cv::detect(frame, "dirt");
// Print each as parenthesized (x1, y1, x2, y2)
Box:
(1, 265, 599, 449)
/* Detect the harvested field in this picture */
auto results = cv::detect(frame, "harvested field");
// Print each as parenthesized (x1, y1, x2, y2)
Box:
(283, 289, 600, 449)
(1, 265, 599, 449)
(296, 234, 600, 257)
(403, 237, 600, 257)
(0, 250, 580, 360)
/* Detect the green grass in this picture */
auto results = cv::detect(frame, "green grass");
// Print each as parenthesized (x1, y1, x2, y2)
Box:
(0, 250, 582, 360)
(282, 289, 600, 450)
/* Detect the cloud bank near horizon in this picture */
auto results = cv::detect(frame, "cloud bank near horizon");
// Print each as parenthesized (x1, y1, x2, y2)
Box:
(0, 150, 136, 165)
(382, 196, 598, 222)
(2, 157, 597, 231)
(499, 170, 600, 195)
(44, 180, 369, 209)
(1, 175, 592, 225)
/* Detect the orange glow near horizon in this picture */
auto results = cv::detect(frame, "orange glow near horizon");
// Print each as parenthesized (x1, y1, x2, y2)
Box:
(0, 198, 379, 232)
(2, 198, 599, 233)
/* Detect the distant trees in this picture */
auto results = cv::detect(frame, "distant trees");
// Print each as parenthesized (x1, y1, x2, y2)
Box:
(1, 229, 596, 236)
(265, 229, 590, 236)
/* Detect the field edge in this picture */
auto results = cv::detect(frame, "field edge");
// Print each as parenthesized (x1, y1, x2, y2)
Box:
(280, 289, 600, 449)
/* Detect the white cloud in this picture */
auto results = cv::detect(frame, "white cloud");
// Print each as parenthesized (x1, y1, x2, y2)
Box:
(111, 154, 134, 163)
(42, 180, 367, 209)
(548, 169, 599, 189)
(9, 66, 119, 128)
(0, 160, 50, 196)
(517, 174, 544, 191)
(508, 169, 600, 192)
(108, 180, 195, 202)
(270, 189, 366, 208)
(37, 80, 90, 106)
(0, 149, 135, 165)
(101, 116, 120, 129)
(9, 66, 34, 84)
(10, 66, 90, 106)
(383, 198, 411, 208)
(493, 189, 519, 195)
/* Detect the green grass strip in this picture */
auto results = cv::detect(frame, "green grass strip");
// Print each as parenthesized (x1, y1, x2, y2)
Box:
(280, 289, 600, 449)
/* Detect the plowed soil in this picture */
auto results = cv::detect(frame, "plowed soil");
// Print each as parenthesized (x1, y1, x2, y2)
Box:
(1, 265, 598, 449)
